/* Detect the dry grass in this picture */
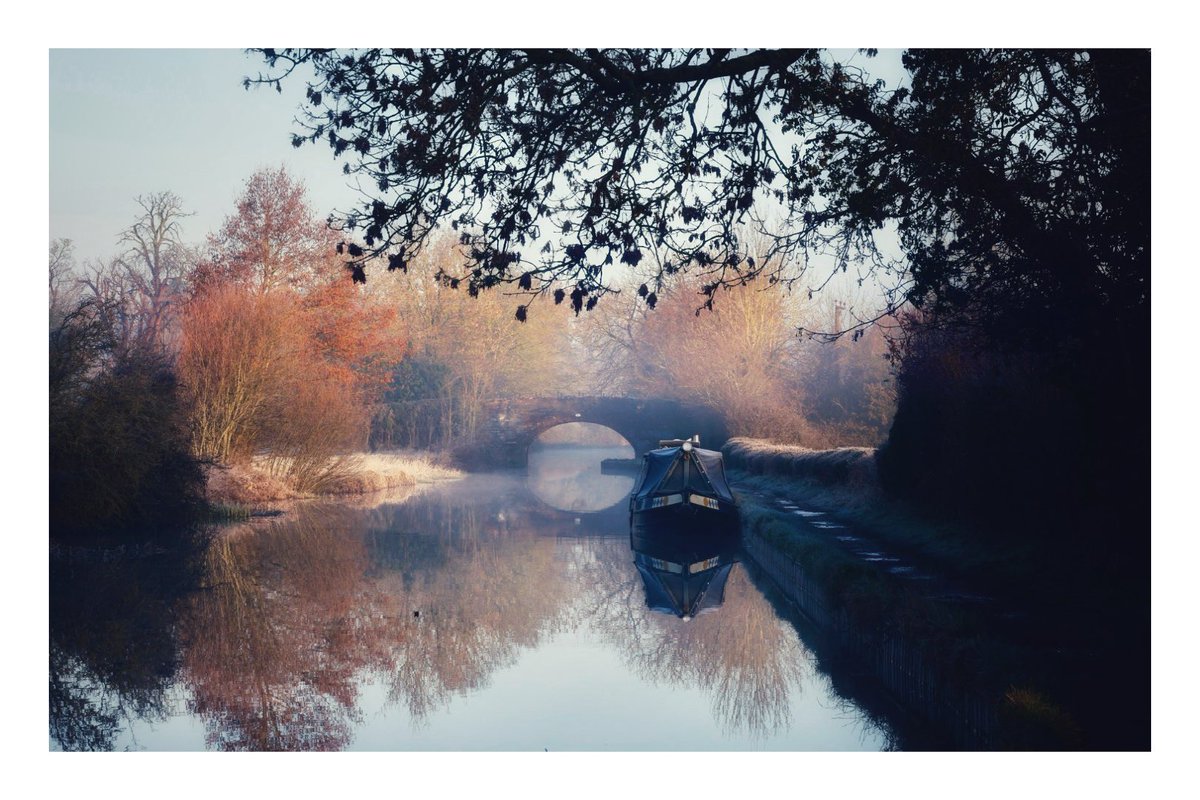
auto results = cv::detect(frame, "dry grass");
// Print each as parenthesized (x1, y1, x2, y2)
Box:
(203, 451, 463, 507)
(324, 452, 464, 493)
(203, 462, 302, 506)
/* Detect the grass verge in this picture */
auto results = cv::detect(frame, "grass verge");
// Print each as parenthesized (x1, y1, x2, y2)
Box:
(202, 450, 464, 510)
(724, 437, 1044, 595)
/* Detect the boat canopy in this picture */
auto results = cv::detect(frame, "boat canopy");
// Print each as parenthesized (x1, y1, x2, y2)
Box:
(631, 445, 736, 506)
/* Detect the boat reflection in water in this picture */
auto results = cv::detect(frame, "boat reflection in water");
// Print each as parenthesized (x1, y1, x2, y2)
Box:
(631, 525, 739, 619)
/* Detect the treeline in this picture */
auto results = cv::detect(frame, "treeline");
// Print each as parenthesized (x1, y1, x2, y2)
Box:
(49, 169, 406, 537)
(367, 236, 576, 449)
(50, 171, 899, 537)
(366, 237, 893, 451)
(573, 269, 895, 447)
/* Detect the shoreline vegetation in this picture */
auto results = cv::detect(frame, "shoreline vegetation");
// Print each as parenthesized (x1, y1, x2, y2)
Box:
(722, 436, 1144, 750)
(202, 451, 463, 516)
(722, 437, 1015, 580)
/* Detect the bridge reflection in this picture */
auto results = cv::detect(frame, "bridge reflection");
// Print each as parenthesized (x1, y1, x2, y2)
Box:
(526, 440, 635, 513)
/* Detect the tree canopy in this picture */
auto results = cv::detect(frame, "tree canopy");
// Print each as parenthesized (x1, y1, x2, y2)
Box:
(248, 48, 1148, 339)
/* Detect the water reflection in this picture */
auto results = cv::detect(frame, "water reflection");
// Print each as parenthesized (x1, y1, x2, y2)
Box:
(631, 526, 739, 619)
(177, 497, 574, 749)
(49, 449, 891, 750)
(49, 534, 206, 751)
(527, 443, 634, 512)
(181, 507, 370, 750)
(569, 533, 813, 740)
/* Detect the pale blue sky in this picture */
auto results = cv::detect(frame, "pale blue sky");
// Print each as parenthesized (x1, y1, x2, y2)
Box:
(50, 49, 360, 262)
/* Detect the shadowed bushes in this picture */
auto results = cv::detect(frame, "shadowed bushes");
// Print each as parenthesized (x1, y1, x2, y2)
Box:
(49, 302, 203, 538)
(50, 531, 208, 749)
(998, 687, 1084, 750)
(877, 321, 1149, 549)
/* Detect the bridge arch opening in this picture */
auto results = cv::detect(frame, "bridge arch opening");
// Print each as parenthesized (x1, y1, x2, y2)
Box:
(530, 422, 634, 453)
(526, 423, 636, 513)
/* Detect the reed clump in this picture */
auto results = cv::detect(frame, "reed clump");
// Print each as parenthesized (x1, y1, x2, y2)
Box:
(203, 451, 463, 507)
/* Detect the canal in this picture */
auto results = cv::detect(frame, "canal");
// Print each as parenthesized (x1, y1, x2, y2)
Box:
(49, 444, 903, 751)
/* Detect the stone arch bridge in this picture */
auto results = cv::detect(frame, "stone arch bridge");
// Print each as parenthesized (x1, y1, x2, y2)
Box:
(453, 396, 729, 469)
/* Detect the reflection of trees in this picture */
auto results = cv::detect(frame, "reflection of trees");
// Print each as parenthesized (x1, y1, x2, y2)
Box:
(54, 475, 872, 750)
(360, 491, 573, 722)
(50, 646, 123, 751)
(178, 485, 575, 748)
(49, 535, 205, 750)
(181, 506, 369, 750)
(570, 536, 811, 739)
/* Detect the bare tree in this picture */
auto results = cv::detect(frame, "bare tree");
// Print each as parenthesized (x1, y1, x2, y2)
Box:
(77, 256, 139, 354)
(49, 238, 80, 328)
(72, 193, 193, 353)
(117, 192, 193, 350)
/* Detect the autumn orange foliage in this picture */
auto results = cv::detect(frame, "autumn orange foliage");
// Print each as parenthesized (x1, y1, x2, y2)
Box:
(178, 285, 300, 463)
(178, 168, 405, 490)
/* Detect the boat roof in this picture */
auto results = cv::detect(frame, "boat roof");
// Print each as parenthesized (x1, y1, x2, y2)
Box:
(632, 444, 735, 505)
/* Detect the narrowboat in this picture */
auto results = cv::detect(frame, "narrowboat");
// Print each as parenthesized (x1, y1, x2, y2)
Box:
(628, 435, 739, 539)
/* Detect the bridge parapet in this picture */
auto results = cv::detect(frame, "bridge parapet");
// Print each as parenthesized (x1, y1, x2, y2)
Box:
(453, 395, 729, 469)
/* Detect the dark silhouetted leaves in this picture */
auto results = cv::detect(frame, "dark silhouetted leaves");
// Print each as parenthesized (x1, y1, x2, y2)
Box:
(247, 48, 1146, 354)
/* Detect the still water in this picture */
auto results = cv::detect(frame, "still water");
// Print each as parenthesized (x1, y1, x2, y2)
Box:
(49, 445, 894, 751)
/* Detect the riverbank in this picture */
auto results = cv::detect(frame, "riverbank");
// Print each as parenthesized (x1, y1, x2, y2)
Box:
(723, 438, 1045, 590)
(203, 451, 464, 514)
(724, 437, 1147, 750)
